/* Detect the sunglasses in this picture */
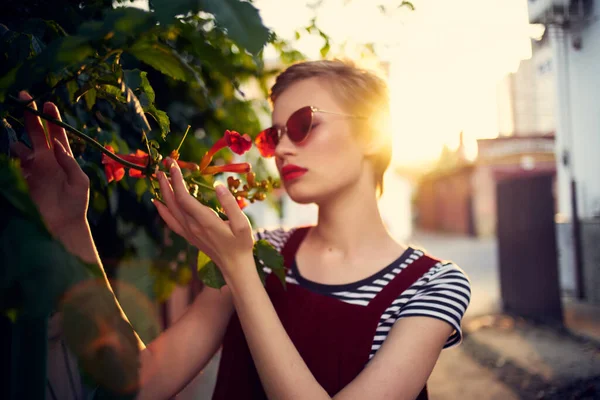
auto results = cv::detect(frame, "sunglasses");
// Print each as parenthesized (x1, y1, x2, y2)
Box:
(260, 105, 365, 146)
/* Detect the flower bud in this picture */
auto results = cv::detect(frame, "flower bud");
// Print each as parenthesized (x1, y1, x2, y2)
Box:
(246, 172, 256, 187)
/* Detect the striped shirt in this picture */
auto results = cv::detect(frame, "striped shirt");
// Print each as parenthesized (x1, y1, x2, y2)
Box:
(255, 227, 471, 358)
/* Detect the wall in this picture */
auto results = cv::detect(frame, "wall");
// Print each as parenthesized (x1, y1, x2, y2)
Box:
(567, 5, 600, 219)
(498, 39, 555, 136)
(416, 167, 474, 236)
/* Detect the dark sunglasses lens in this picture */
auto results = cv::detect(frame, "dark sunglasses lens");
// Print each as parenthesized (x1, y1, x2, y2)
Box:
(287, 106, 313, 143)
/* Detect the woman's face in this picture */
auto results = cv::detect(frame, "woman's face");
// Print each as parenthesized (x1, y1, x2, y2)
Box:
(273, 77, 367, 204)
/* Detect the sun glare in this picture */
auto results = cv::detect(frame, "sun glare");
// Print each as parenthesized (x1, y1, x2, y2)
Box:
(256, 0, 537, 166)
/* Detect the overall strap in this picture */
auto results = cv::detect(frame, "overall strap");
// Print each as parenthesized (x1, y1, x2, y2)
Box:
(369, 254, 441, 316)
(281, 227, 311, 268)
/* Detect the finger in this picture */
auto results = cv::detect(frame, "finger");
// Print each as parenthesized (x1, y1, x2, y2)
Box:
(44, 102, 72, 156)
(152, 199, 188, 239)
(10, 141, 33, 163)
(168, 162, 218, 224)
(19, 91, 49, 150)
(156, 171, 191, 230)
(215, 182, 250, 236)
(53, 138, 89, 186)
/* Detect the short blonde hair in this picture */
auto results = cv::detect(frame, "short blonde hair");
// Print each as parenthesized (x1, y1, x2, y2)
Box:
(270, 59, 392, 197)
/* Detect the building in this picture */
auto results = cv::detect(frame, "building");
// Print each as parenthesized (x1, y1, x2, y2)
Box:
(415, 133, 556, 238)
(526, 0, 600, 303)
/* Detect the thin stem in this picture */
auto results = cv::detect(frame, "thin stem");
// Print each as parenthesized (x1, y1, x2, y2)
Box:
(176, 125, 191, 154)
(8, 95, 146, 172)
(189, 178, 216, 192)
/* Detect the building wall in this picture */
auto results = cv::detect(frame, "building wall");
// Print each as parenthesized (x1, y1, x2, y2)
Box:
(499, 39, 555, 136)
(567, 6, 600, 219)
(471, 164, 497, 237)
(416, 167, 473, 236)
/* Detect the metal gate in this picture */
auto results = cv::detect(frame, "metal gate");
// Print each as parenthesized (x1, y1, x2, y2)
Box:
(496, 174, 563, 323)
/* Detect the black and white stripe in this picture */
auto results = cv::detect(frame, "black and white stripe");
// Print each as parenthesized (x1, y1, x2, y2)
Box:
(255, 228, 471, 358)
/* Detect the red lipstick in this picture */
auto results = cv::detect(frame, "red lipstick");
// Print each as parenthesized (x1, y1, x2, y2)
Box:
(281, 164, 308, 182)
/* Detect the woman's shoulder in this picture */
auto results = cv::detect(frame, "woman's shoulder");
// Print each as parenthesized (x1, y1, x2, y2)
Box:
(414, 250, 471, 286)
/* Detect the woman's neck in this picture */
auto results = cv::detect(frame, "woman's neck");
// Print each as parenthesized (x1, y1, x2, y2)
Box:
(311, 180, 396, 258)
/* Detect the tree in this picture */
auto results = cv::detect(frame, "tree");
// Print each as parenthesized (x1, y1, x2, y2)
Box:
(0, 0, 305, 397)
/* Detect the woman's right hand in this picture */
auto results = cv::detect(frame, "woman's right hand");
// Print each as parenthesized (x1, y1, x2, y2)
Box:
(11, 91, 90, 241)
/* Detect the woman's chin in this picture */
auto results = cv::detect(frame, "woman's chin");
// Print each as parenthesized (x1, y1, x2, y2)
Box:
(284, 185, 321, 205)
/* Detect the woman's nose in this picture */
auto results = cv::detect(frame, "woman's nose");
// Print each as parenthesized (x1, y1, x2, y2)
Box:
(274, 129, 297, 158)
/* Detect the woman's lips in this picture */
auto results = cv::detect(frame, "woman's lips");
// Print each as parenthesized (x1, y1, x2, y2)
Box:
(281, 165, 308, 182)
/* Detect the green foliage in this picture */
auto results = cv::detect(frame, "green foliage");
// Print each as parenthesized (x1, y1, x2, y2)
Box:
(0, 157, 103, 317)
(254, 239, 286, 288)
(197, 260, 226, 289)
(128, 40, 200, 83)
(195, 239, 286, 290)
(151, 0, 269, 54)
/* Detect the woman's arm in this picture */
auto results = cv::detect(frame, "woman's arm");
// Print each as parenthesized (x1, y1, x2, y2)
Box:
(14, 93, 234, 399)
(56, 220, 235, 400)
(226, 259, 453, 400)
(154, 163, 455, 400)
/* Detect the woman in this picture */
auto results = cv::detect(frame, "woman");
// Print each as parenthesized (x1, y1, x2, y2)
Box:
(14, 59, 470, 400)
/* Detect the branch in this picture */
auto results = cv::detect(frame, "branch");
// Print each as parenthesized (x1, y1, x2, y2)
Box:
(8, 95, 146, 172)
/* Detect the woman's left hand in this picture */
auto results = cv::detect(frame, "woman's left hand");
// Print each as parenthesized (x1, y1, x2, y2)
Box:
(153, 160, 254, 279)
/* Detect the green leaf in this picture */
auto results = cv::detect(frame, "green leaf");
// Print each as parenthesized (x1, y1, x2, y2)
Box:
(197, 260, 226, 289)
(0, 35, 94, 100)
(128, 40, 199, 83)
(77, 7, 156, 48)
(152, 0, 269, 53)
(147, 104, 170, 139)
(320, 41, 330, 58)
(84, 88, 97, 110)
(198, 0, 270, 54)
(123, 82, 152, 133)
(124, 69, 156, 104)
(151, 0, 195, 25)
(197, 250, 212, 271)
(254, 240, 286, 288)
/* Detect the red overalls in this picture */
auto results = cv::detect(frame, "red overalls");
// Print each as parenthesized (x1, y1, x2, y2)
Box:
(213, 228, 437, 399)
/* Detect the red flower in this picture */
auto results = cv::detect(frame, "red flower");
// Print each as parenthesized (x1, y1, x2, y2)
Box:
(102, 146, 127, 183)
(236, 197, 248, 209)
(103, 146, 199, 183)
(202, 162, 252, 175)
(199, 130, 253, 172)
(225, 130, 252, 155)
(255, 130, 276, 158)
(127, 150, 150, 178)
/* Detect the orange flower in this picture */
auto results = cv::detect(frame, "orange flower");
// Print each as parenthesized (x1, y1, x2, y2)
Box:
(226, 130, 252, 155)
(236, 197, 248, 209)
(199, 130, 252, 172)
(103, 146, 199, 183)
(202, 162, 252, 175)
(255, 130, 276, 158)
(102, 146, 147, 183)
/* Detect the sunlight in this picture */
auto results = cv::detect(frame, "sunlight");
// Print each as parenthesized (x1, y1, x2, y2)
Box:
(255, 0, 539, 166)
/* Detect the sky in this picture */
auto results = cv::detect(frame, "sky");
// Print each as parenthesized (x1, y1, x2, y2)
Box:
(126, 0, 542, 166)
(255, 0, 543, 166)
